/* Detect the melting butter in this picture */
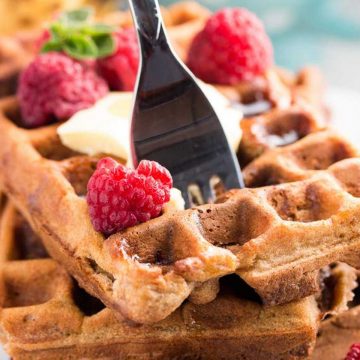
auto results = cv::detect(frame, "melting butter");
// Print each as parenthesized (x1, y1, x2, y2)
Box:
(58, 85, 243, 161)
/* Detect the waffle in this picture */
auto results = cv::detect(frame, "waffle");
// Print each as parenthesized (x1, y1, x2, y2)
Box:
(1, 84, 360, 324)
(0, 0, 336, 324)
(0, 201, 323, 360)
(243, 130, 358, 187)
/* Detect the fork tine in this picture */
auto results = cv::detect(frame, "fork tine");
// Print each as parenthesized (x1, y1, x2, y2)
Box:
(178, 185, 191, 209)
(198, 179, 214, 204)
(222, 171, 245, 191)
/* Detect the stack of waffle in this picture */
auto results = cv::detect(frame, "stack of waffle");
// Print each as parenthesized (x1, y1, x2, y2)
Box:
(0, 2, 359, 359)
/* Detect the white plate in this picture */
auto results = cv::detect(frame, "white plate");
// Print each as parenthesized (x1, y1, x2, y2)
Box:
(0, 86, 359, 360)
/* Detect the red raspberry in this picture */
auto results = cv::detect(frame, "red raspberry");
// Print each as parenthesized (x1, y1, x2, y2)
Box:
(87, 158, 173, 235)
(346, 344, 360, 360)
(18, 52, 108, 127)
(97, 28, 139, 91)
(187, 8, 273, 85)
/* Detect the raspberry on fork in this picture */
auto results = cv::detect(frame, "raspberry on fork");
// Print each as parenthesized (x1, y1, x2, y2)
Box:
(187, 8, 273, 85)
(346, 344, 360, 360)
(87, 158, 173, 235)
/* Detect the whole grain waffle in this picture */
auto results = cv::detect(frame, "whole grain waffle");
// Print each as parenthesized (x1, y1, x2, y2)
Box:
(0, 82, 360, 324)
(0, 201, 322, 360)
(0, 0, 335, 324)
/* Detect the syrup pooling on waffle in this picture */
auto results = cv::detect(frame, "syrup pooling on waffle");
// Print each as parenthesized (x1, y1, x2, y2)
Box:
(235, 67, 328, 165)
(0, 202, 323, 360)
(239, 104, 325, 165)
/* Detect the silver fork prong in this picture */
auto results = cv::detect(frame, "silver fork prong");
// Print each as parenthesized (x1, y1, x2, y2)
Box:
(222, 172, 245, 191)
(198, 180, 214, 205)
(175, 183, 190, 209)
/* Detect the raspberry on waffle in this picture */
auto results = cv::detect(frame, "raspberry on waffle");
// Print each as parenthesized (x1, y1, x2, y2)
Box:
(0, 201, 324, 360)
(18, 52, 109, 127)
(187, 8, 274, 85)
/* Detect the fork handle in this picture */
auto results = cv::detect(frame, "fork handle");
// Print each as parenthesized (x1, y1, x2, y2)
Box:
(128, 0, 168, 54)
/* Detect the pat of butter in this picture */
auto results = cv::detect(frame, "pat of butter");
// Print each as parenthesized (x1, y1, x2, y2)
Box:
(58, 84, 243, 160)
(58, 92, 132, 160)
(164, 188, 186, 213)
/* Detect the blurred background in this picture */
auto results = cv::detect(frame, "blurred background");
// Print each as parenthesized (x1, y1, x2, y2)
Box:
(1, 0, 360, 90)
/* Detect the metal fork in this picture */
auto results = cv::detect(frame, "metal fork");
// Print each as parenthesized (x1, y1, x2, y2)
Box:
(128, 0, 244, 207)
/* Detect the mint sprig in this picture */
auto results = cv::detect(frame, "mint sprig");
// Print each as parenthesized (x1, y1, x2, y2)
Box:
(41, 7, 116, 60)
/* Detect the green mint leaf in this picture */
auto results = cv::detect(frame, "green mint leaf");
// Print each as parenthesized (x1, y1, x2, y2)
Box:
(63, 34, 98, 59)
(59, 7, 93, 26)
(49, 22, 67, 41)
(44, 7, 116, 60)
(41, 40, 63, 53)
(81, 23, 114, 36)
(92, 34, 116, 58)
